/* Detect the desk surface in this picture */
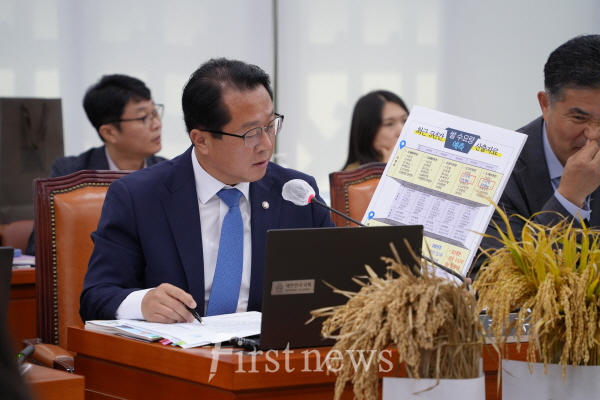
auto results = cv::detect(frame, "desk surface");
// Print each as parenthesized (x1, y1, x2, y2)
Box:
(11, 267, 35, 285)
(68, 326, 395, 399)
(24, 362, 85, 400)
(68, 326, 528, 400)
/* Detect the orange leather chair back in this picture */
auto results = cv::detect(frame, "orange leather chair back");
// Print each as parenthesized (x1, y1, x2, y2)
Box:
(1, 219, 34, 252)
(329, 162, 386, 227)
(34, 170, 129, 349)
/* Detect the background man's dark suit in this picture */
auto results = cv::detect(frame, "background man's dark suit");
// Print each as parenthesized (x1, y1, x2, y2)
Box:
(50, 145, 166, 177)
(473, 116, 600, 275)
(25, 146, 167, 256)
(80, 146, 334, 321)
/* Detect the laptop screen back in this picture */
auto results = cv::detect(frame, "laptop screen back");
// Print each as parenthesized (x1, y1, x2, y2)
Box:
(260, 225, 423, 350)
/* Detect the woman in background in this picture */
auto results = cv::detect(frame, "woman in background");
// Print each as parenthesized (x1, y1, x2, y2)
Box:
(342, 90, 409, 171)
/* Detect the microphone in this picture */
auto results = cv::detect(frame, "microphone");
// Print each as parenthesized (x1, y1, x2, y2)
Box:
(282, 179, 364, 226)
(17, 344, 35, 366)
(281, 179, 465, 282)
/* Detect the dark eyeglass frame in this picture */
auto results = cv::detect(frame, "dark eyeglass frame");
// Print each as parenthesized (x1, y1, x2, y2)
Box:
(201, 113, 284, 148)
(106, 104, 164, 127)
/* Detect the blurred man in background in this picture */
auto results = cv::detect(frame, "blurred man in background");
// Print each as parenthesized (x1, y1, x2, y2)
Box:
(26, 74, 166, 255)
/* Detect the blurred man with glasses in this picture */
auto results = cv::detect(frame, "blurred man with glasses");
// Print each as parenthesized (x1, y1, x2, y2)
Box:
(51, 74, 166, 176)
(80, 58, 333, 322)
(25, 74, 166, 256)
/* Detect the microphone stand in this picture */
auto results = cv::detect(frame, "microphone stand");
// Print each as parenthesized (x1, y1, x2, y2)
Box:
(309, 197, 466, 282)
(310, 197, 364, 227)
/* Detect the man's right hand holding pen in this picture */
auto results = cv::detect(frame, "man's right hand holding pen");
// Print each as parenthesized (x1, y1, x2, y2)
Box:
(141, 283, 203, 324)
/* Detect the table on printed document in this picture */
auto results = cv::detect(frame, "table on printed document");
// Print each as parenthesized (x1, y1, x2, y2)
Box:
(67, 326, 527, 400)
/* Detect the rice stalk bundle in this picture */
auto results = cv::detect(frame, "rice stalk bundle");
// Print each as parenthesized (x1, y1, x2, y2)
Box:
(310, 243, 482, 400)
(474, 205, 600, 379)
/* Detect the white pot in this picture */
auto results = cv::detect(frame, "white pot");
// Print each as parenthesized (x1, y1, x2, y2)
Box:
(382, 375, 485, 399)
(502, 360, 600, 400)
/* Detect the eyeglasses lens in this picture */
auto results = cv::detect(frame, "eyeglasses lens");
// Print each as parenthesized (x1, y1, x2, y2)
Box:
(244, 128, 262, 147)
(144, 105, 163, 127)
(243, 116, 282, 147)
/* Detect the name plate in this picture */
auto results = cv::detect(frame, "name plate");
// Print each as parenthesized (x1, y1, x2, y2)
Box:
(271, 279, 315, 295)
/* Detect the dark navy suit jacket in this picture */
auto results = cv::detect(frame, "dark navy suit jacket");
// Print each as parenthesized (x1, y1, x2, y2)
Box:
(79, 146, 334, 321)
(472, 117, 600, 277)
(50, 145, 166, 177)
(25, 146, 166, 256)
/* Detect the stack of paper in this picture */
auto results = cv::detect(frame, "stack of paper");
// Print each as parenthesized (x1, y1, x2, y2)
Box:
(85, 321, 162, 341)
(13, 254, 35, 268)
(85, 311, 261, 348)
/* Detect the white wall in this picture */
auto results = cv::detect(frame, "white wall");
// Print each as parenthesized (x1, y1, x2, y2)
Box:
(276, 0, 600, 197)
(2, 0, 600, 201)
(0, 0, 274, 158)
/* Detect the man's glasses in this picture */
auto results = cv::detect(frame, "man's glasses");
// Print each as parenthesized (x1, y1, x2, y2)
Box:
(107, 104, 164, 128)
(202, 113, 284, 148)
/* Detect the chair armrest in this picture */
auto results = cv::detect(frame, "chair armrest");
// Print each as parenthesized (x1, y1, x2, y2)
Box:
(22, 338, 75, 373)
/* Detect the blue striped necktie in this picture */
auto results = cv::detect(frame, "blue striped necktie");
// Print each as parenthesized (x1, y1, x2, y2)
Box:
(206, 188, 244, 316)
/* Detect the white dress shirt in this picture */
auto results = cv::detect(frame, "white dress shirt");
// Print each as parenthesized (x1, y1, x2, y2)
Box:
(105, 147, 147, 171)
(115, 150, 252, 319)
(191, 150, 252, 314)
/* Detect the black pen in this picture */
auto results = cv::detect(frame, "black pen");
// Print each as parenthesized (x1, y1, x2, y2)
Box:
(184, 304, 205, 325)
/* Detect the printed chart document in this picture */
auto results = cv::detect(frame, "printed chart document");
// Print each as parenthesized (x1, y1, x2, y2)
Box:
(363, 106, 527, 277)
(86, 311, 261, 349)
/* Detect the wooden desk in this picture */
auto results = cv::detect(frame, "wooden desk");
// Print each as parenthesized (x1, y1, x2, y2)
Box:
(483, 342, 528, 399)
(9, 268, 36, 350)
(68, 326, 528, 400)
(24, 362, 85, 400)
(69, 326, 362, 399)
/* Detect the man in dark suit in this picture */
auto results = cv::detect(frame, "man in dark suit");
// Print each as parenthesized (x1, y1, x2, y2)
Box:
(52, 74, 166, 176)
(80, 58, 334, 322)
(26, 75, 166, 255)
(473, 34, 600, 277)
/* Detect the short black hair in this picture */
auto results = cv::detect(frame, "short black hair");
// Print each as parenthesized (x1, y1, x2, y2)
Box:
(181, 58, 273, 136)
(83, 74, 152, 141)
(544, 34, 600, 104)
(343, 90, 408, 169)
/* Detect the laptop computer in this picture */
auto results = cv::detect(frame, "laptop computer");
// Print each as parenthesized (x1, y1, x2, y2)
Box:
(259, 225, 423, 350)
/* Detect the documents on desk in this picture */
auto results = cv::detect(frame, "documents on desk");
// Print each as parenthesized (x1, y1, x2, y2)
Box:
(85, 311, 261, 348)
(12, 254, 35, 268)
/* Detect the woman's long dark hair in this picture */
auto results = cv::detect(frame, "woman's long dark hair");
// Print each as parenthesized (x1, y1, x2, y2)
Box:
(342, 90, 408, 170)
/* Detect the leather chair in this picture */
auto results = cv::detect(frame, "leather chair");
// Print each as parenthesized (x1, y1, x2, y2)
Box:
(33, 170, 129, 357)
(1, 220, 34, 252)
(329, 162, 386, 227)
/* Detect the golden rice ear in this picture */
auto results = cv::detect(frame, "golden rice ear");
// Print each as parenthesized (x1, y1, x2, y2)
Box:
(483, 195, 517, 242)
(399, 239, 423, 277)
(311, 246, 483, 399)
(474, 209, 600, 375)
